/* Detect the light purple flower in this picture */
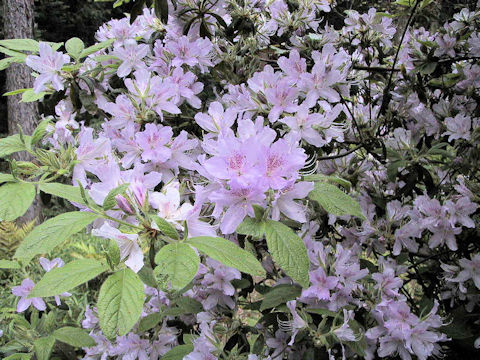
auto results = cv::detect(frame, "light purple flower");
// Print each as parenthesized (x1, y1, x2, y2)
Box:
(301, 267, 338, 300)
(194, 101, 237, 133)
(102, 94, 138, 130)
(258, 138, 307, 190)
(82, 305, 99, 329)
(12, 278, 46, 313)
(135, 123, 173, 164)
(443, 114, 472, 141)
(111, 333, 150, 360)
(209, 179, 267, 234)
(265, 79, 299, 122)
(201, 259, 241, 297)
(113, 39, 149, 78)
(434, 33, 457, 57)
(271, 180, 314, 223)
(333, 309, 356, 342)
(282, 300, 307, 345)
(456, 254, 480, 289)
(26, 42, 70, 93)
(165, 36, 213, 70)
(277, 49, 307, 82)
(92, 223, 143, 273)
(39, 257, 65, 272)
(372, 268, 403, 298)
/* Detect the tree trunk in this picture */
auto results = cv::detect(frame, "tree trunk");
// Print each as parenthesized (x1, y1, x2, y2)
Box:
(3, 0, 43, 224)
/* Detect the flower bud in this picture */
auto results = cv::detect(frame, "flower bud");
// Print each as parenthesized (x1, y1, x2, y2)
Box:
(115, 194, 133, 214)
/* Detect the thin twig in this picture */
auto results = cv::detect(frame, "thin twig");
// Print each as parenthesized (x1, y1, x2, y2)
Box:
(317, 144, 364, 160)
(378, 0, 421, 121)
(340, 96, 364, 141)
(353, 65, 401, 72)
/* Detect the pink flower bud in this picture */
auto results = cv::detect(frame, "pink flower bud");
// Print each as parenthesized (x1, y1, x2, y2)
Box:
(115, 194, 133, 214)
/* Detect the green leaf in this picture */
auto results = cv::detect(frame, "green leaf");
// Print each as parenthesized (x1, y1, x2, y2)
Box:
(30, 259, 107, 297)
(15, 211, 99, 262)
(102, 183, 130, 210)
(359, 259, 377, 273)
(260, 284, 302, 311)
(39, 183, 87, 205)
(4, 354, 33, 360)
(65, 37, 85, 59)
(152, 215, 180, 240)
(33, 336, 55, 360)
(3, 88, 29, 96)
(0, 173, 16, 183)
(162, 344, 194, 360)
(21, 89, 46, 103)
(0, 45, 27, 59)
(79, 39, 114, 58)
(97, 268, 145, 339)
(0, 57, 17, 71)
(138, 312, 163, 332)
(0, 39, 39, 52)
(0, 260, 21, 269)
(439, 307, 474, 339)
(0, 134, 28, 157)
(264, 220, 310, 288)
(344, 320, 367, 357)
(305, 308, 338, 317)
(154, 243, 199, 290)
(31, 119, 51, 144)
(0, 182, 36, 221)
(174, 297, 203, 313)
(417, 62, 437, 75)
(303, 174, 352, 190)
(395, 0, 416, 6)
(154, 0, 169, 23)
(107, 240, 121, 267)
(236, 217, 266, 238)
(308, 182, 365, 219)
(186, 236, 265, 277)
(53, 326, 96, 347)
(137, 266, 157, 287)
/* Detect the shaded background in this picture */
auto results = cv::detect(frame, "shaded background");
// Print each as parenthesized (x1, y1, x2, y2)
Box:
(0, 0, 124, 133)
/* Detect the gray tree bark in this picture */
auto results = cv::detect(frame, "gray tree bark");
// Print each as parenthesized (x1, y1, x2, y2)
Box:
(3, 0, 43, 224)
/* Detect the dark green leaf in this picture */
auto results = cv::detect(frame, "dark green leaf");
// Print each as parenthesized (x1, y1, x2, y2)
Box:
(0, 182, 36, 221)
(0, 134, 28, 158)
(33, 336, 55, 360)
(15, 212, 100, 263)
(264, 220, 310, 288)
(39, 183, 86, 205)
(236, 217, 266, 238)
(154, 0, 169, 24)
(154, 243, 199, 289)
(30, 259, 107, 297)
(138, 312, 163, 332)
(162, 344, 194, 360)
(186, 236, 265, 277)
(53, 326, 96, 347)
(97, 269, 145, 339)
(260, 284, 302, 311)
(152, 215, 180, 240)
(308, 182, 365, 219)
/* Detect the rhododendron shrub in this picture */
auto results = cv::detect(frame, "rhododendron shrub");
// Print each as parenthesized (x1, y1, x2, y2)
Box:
(0, 0, 479, 359)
